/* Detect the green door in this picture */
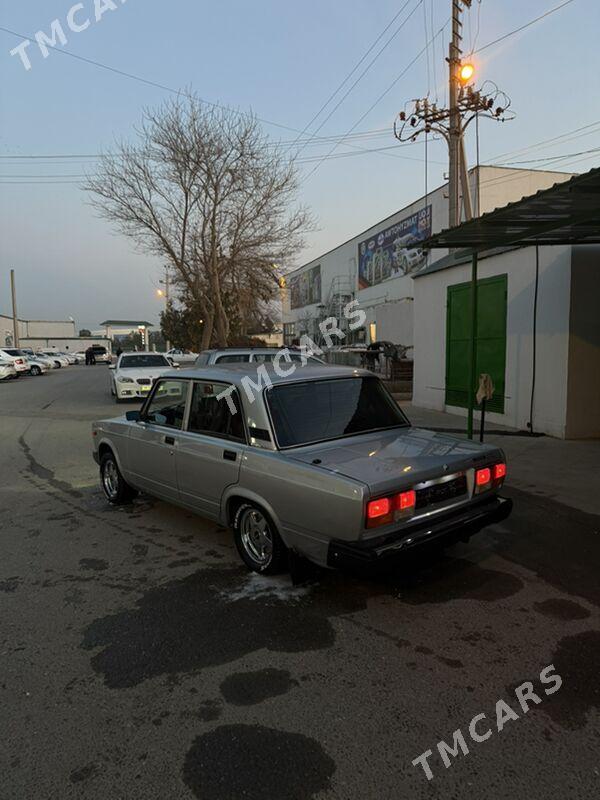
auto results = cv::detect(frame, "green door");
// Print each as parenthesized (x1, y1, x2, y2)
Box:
(445, 274, 507, 414)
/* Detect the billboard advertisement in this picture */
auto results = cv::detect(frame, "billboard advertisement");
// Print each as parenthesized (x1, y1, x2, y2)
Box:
(357, 205, 432, 289)
(289, 264, 322, 310)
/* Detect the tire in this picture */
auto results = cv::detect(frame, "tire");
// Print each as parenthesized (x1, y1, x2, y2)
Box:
(54, 361, 61, 369)
(100, 451, 137, 505)
(30, 365, 42, 376)
(233, 502, 288, 575)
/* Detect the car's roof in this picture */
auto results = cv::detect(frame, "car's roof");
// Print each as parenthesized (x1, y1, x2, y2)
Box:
(119, 351, 166, 357)
(167, 363, 373, 387)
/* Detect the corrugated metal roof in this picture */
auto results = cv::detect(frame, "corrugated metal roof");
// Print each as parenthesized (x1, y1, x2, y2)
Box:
(420, 166, 600, 251)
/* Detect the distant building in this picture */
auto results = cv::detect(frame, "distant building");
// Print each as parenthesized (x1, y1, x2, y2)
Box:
(282, 167, 576, 348)
(0, 314, 110, 352)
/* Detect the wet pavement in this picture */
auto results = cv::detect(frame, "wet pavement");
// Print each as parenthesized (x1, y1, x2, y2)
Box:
(1, 367, 599, 799)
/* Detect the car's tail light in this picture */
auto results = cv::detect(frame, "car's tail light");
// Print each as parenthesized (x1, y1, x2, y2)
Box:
(493, 463, 506, 480)
(476, 467, 491, 486)
(396, 489, 416, 511)
(367, 498, 391, 520)
(475, 462, 506, 494)
(366, 489, 416, 528)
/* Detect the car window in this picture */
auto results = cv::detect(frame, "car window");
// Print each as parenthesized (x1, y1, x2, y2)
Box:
(120, 355, 170, 368)
(288, 353, 322, 364)
(143, 380, 188, 429)
(215, 354, 251, 364)
(194, 352, 210, 366)
(266, 376, 409, 448)
(252, 353, 276, 363)
(187, 381, 245, 442)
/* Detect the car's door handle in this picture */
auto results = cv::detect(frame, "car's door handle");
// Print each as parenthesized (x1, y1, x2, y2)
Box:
(223, 450, 237, 462)
(164, 435, 176, 446)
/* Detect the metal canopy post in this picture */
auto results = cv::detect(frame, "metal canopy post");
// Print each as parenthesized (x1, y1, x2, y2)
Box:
(466, 251, 478, 439)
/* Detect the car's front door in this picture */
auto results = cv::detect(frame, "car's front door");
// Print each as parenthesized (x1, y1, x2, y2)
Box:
(176, 380, 246, 517)
(127, 378, 190, 501)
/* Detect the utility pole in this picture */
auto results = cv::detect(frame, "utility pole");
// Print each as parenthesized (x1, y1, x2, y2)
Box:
(394, 0, 513, 229)
(448, 0, 468, 230)
(158, 265, 171, 351)
(10, 269, 19, 348)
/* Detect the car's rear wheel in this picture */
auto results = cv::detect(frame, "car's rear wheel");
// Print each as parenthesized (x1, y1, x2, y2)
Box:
(233, 503, 287, 574)
(100, 451, 137, 504)
(30, 365, 42, 376)
(54, 361, 61, 369)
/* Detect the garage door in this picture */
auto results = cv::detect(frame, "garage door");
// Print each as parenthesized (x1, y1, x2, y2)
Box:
(445, 274, 507, 414)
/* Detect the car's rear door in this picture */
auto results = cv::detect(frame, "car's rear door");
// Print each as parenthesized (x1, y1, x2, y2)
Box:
(175, 379, 246, 518)
(127, 378, 191, 502)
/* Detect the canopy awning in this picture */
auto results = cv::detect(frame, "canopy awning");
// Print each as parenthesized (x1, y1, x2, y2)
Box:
(420, 167, 600, 252)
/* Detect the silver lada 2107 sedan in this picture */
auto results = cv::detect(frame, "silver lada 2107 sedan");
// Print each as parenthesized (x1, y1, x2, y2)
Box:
(92, 364, 512, 574)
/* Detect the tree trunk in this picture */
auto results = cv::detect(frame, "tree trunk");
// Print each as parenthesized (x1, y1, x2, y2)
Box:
(201, 309, 215, 350)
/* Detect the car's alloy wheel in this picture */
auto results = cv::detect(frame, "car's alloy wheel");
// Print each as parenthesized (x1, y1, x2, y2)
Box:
(30, 365, 41, 376)
(233, 503, 287, 574)
(100, 452, 137, 504)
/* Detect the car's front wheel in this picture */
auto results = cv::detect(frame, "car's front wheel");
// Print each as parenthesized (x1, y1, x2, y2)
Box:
(100, 451, 137, 504)
(233, 503, 287, 574)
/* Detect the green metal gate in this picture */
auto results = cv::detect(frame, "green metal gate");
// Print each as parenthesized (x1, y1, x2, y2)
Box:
(445, 274, 507, 414)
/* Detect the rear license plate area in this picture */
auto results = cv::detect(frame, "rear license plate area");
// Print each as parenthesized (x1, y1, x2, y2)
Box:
(415, 475, 467, 509)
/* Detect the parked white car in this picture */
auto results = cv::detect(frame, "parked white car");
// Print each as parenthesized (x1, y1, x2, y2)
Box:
(193, 348, 326, 367)
(109, 352, 176, 402)
(166, 348, 198, 365)
(26, 355, 49, 376)
(37, 350, 70, 368)
(0, 359, 18, 380)
(0, 348, 30, 375)
(21, 349, 57, 370)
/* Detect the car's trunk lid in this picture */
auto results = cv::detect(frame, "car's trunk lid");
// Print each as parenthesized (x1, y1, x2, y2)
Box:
(286, 427, 503, 494)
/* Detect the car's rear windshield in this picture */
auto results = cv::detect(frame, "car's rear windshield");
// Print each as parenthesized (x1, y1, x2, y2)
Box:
(266, 376, 409, 448)
(92, 347, 107, 353)
(120, 355, 169, 368)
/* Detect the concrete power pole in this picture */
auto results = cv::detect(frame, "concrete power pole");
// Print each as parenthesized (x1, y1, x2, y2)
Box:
(10, 269, 19, 348)
(448, 0, 470, 230)
(395, 0, 513, 230)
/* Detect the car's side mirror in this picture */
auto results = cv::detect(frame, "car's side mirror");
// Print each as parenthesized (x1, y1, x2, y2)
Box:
(172, 361, 180, 368)
(109, 364, 116, 370)
(125, 410, 141, 422)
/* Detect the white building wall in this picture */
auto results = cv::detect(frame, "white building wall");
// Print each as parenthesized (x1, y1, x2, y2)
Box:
(1, 315, 76, 346)
(412, 245, 573, 438)
(284, 167, 574, 346)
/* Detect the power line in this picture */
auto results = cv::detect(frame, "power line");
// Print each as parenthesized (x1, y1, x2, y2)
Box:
(302, 17, 450, 183)
(0, 24, 411, 166)
(292, 0, 422, 158)
(473, 0, 578, 55)
(484, 119, 600, 164)
(287, 0, 416, 153)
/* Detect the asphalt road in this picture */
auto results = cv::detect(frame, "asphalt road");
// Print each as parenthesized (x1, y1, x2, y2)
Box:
(1, 366, 599, 799)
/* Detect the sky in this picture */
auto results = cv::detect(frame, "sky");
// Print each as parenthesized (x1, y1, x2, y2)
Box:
(0, 0, 598, 330)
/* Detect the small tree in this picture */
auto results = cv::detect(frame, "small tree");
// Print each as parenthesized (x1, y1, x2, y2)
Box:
(85, 94, 312, 347)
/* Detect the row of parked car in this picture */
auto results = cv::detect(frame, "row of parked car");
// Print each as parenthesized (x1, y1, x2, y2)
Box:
(0, 347, 92, 381)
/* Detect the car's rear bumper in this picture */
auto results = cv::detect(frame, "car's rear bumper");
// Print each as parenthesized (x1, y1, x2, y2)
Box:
(327, 495, 512, 568)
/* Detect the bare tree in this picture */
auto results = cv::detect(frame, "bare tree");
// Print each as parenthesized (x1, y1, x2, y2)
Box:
(85, 94, 313, 347)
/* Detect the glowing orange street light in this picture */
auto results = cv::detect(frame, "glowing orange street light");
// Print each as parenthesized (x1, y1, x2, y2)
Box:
(156, 288, 165, 298)
(459, 62, 475, 84)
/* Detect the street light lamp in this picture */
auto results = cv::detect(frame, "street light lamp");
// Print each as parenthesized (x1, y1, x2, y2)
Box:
(459, 62, 475, 85)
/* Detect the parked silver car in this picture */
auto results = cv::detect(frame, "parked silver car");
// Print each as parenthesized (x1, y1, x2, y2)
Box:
(92, 365, 512, 574)
(193, 347, 325, 367)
